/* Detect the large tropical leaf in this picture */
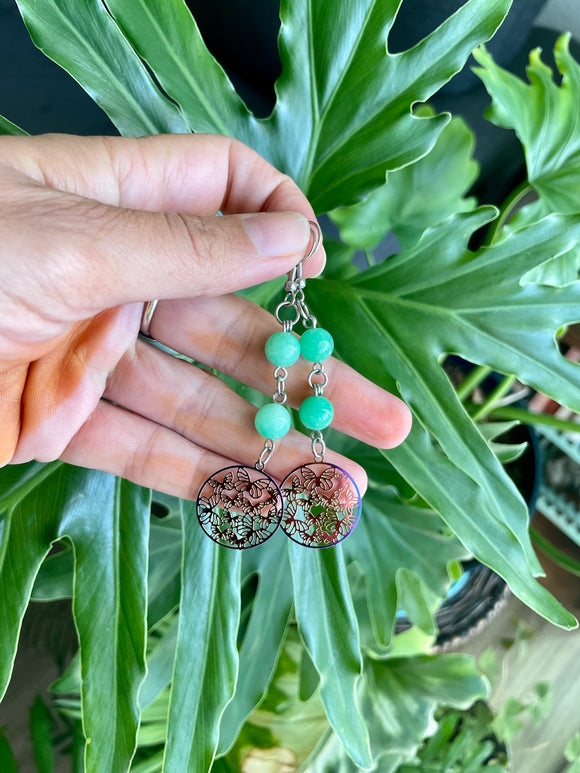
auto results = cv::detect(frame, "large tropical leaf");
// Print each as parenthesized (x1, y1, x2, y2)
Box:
(330, 113, 479, 252)
(0, 114, 28, 135)
(345, 490, 468, 647)
(308, 209, 580, 629)
(0, 464, 150, 773)
(14, 0, 189, 136)
(15, 0, 511, 212)
(162, 502, 240, 773)
(474, 35, 580, 285)
(303, 652, 488, 772)
(290, 545, 371, 769)
(361, 653, 489, 768)
(218, 532, 293, 756)
(474, 34, 580, 216)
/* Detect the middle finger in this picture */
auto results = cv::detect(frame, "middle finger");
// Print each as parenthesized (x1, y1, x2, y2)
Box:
(144, 293, 410, 449)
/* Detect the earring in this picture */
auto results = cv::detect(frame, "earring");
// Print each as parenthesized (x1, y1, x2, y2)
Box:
(270, 223, 361, 548)
(196, 221, 361, 549)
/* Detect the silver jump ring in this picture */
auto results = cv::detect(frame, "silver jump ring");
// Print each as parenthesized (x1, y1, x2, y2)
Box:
(308, 369, 329, 391)
(140, 300, 159, 338)
(275, 300, 301, 327)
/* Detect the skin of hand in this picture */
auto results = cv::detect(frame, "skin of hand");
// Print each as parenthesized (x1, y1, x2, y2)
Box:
(0, 133, 412, 498)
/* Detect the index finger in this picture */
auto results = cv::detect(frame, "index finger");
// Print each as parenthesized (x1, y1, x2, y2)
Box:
(0, 133, 325, 276)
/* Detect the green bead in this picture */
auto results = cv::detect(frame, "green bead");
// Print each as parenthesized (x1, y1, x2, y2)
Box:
(299, 396, 334, 430)
(265, 331, 301, 367)
(300, 328, 334, 362)
(255, 403, 292, 439)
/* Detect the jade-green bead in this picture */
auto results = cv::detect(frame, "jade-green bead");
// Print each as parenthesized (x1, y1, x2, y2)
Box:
(299, 396, 334, 430)
(265, 331, 301, 367)
(255, 403, 292, 439)
(300, 328, 334, 362)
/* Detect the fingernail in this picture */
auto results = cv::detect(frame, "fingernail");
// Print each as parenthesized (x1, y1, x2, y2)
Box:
(242, 212, 310, 258)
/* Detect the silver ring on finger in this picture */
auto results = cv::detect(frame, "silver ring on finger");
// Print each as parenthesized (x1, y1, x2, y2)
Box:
(140, 299, 159, 339)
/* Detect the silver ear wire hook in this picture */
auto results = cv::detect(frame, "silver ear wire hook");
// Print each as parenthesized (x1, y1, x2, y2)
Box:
(301, 220, 322, 263)
(285, 220, 321, 290)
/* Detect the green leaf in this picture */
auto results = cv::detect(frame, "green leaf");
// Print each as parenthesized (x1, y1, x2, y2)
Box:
(218, 532, 293, 756)
(71, 476, 150, 773)
(289, 545, 371, 769)
(475, 34, 580, 217)
(308, 209, 580, 629)
(162, 502, 240, 773)
(224, 628, 328, 769)
(14, 0, 189, 136)
(345, 490, 468, 646)
(0, 462, 61, 515)
(491, 697, 527, 743)
(31, 546, 74, 601)
(477, 421, 528, 464)
(0, 466, 150, 773)
(565, 731, 580, 762)
(100, 0, 251, 136)
(30, 697, 55, 773)
(331, 114, 478, 251)
(0, 727, 17, 773)
(26, 0, 511, 212)
(139, 617, 179, 711)
(474, 36, 580, 284)
(266, 0, 510, 211)
(0, 114, 28, 135)
(147, 515, 182, 628)
(361, 654, 489, 763)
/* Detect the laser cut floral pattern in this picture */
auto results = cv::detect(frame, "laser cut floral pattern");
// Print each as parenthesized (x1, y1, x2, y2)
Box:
(196, 466, 283, 549)
(281, 463, 361, 547)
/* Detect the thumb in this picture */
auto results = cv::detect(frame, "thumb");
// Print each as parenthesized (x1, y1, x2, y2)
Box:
(0, 134, 325, 316)
(34, 202, 314, 316)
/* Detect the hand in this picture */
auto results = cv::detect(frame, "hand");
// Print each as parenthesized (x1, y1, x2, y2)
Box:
(0, 133, 411, 497)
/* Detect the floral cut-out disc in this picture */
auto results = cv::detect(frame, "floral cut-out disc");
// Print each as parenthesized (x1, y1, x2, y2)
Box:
(280, 462, 361, 547)
(196, 465, 283, 549)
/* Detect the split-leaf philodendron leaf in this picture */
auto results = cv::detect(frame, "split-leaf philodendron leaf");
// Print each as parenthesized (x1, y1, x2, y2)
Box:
(6, 0, 580, 770)
(475, 34, 580, 217)
(308, 209, 580, 630)
(474, 35, 580, 285)
(15, 0, 511, 212)
(0, 465, 150, 773)
(330, 114, 479, 252)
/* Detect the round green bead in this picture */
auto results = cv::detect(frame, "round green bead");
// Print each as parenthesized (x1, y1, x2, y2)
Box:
(255, 403, 292, 439)
(265, 331, 301, 367)
(300, 328, 334, 362)
(299, 396, 334, 430)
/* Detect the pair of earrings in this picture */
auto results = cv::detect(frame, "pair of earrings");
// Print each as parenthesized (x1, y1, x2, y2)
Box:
(196, 222, 361, 550)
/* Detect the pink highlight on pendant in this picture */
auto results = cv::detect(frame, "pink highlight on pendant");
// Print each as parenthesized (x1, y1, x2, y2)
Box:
(280, 462, 361, 547)
(196, 465, 283, 549)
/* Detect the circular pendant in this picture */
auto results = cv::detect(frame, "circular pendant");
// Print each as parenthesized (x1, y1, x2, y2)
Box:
(196, 465, 283, 549)
(280, 462, 361, 547)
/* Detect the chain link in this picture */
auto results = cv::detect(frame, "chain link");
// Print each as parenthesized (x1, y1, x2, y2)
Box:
(272, 366, 288, 404)
(255, 439, 275, 471)
(308, 363, 328, 395)
(311, 431, 326, 462)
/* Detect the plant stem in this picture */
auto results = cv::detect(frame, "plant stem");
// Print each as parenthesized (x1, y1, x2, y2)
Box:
(484, 180, 535, 246)
(456, 365, 492, 402)
(472, 375, 517, 422)
(530, 526, 580, 578)
(488, 406, 580, 434)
